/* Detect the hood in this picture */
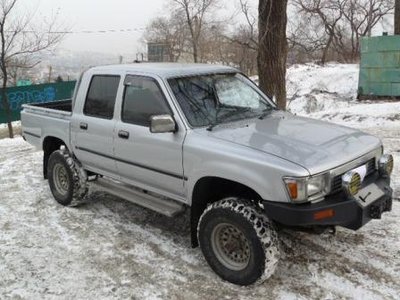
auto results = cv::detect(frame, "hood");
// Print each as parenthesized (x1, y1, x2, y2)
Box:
(198, 111, 381, 175)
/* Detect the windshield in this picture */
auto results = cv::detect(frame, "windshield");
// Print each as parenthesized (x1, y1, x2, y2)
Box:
(168, 73, 274, 128)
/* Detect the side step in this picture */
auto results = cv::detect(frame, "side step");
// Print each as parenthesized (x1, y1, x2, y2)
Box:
(90, 178, 185, 217)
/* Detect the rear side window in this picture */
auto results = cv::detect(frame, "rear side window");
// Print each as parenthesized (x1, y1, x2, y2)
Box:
(84, 75, 120, 119)
(122, 76, 170, 126)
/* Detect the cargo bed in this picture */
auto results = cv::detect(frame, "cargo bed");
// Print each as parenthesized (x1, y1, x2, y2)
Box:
(21, 99, 72, 150)
(26, 99, 72, 112)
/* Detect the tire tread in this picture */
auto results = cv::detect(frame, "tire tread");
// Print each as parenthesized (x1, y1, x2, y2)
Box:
(198, 197, 280, 285)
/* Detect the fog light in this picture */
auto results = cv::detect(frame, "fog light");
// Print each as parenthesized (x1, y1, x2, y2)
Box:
(378, 154, 393, 177)
(342, 171, 361, 197)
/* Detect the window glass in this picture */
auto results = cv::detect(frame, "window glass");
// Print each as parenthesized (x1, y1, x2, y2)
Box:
(215, 76, 264, 109)
(168, 73, 273, 127)
(84, 75, 120, 119)
(122, 76, 170, 126)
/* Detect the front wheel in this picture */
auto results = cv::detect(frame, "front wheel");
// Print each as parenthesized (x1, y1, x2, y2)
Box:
(198, 198, 280, 286)
(47, 149, 88, 206)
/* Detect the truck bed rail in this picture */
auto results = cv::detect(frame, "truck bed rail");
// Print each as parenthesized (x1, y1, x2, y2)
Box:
(22, 99, 72, 119)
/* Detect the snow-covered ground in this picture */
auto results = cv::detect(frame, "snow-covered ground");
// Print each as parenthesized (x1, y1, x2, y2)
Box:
(287, 64, 400, 129)
(0, 121, 21, 139)
(0, 64, 399, 299)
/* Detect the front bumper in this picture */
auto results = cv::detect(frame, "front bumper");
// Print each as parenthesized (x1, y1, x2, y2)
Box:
(262, 175, 393, 230)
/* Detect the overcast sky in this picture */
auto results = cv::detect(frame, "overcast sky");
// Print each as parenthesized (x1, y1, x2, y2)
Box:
(25, 0, 172, 54)
(19, 0, 255, 55)
(17, 0, 393, 56)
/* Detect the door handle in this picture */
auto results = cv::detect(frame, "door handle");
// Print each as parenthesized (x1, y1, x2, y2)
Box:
(118, 130, 130, 139)
(80, 122, 88, 130)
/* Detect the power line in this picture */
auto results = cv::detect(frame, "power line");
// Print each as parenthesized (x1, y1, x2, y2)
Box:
(6, 28, 146, 34)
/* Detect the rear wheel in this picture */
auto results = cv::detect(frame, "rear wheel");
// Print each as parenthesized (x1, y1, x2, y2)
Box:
(47, 148, 88, 206)
(198, 198, 280, 285)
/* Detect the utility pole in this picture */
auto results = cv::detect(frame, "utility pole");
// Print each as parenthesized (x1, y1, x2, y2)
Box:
(48, 65, 53, 83)
(395, 0, 400, 34)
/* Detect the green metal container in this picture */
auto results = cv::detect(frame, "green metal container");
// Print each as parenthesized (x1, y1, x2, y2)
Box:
(359, 35, 400, 97)
(0, 81, 76, 124)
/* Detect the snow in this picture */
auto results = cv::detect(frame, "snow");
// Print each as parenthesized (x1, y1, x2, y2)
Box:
(287, 63, 400, 128)
(0, 121, 20, 129)
(0, 63, 399, 299)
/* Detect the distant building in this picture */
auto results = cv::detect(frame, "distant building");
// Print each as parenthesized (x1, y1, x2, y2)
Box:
(17, 80, 32, 87)
(147, 42, 171, 62)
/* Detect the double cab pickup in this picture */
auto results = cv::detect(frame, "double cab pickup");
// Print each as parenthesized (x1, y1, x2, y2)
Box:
(21, 64, 393, 285)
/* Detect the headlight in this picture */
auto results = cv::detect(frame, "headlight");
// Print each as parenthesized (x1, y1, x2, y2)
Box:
(307, 176, 326, 197)
(378, 154, 393, 177)
(283, 174, 327, 203)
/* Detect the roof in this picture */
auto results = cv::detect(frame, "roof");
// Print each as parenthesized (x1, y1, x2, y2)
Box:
(89, 63, 238, 78)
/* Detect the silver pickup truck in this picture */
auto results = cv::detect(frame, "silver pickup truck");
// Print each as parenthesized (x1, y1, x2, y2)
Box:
(21, 63, 393, 285)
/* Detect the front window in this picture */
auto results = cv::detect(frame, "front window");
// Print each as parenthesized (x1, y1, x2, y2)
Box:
(168, 73, 274, 127)
(122, 75, 171, 127)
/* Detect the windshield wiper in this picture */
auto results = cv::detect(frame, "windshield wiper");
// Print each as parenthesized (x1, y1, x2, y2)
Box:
(207, 107, 252, 131)
(206, 83, 222, 131)
(258, 106, 275, 120)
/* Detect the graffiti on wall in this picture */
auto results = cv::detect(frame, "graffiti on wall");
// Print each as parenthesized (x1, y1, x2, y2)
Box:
(0, 81, 76, 123)
(0, 87, 57, 110)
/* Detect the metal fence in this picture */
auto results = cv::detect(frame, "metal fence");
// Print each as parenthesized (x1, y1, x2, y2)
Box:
(358, 35, 400, 98)
(0, 81, 76, 124)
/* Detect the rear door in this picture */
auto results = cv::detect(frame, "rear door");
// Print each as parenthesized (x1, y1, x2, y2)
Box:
(71, 73, 121, 178)
(113, 75, 186, 199)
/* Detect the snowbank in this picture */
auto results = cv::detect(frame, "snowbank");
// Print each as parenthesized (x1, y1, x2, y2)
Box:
(287, 63, 400, 128)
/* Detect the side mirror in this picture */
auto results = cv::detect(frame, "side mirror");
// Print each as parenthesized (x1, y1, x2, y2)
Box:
(150, 114, 176, 133)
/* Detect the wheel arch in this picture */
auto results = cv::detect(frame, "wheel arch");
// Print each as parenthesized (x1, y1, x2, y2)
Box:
(42, 136, 68, 179)
(190, 176, 262, 248)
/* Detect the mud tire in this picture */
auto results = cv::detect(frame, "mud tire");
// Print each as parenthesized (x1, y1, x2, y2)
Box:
(198, 197, 280, 286)
(47, 148, 88, 207)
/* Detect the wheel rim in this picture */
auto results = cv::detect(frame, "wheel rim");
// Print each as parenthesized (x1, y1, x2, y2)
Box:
(211, 223, 251, 271)
(53, 163, 69, 195)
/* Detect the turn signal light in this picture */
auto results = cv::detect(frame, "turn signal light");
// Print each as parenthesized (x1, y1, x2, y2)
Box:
(287, 182, 298, 199)
(313, 209, 335, 220)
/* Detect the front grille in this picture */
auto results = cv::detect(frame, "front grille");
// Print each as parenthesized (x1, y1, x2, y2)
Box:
(330, 158, 376, 195)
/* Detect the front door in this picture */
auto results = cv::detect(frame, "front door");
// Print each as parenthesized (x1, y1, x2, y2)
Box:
(114, 75, 185, 199)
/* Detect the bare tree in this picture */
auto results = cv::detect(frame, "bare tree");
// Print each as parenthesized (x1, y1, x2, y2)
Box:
(294, 0, 394, 63)
(396, 0, 400, 34)
(171, 0, 219, 62)
(216, 0, 258, 74)
(230, 0, 259, 51)
(340, 0, 394, 60)
(143, 12, 187, 62)
(226, 25, 258, 74)
(287, 16, 327, 63)
(258, 0, 289, 110)
(294, 0, 345, 64)
(7, 56, 38, 85)
(0, 0, 65, 138)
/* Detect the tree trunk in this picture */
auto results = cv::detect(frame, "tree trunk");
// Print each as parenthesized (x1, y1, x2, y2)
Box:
(192, 41, 198, 63)
(1, 76, 14, 139)
(395, 0, 400, 35)
(321, 34, 334, 65)
(258, 0, 288, 110)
